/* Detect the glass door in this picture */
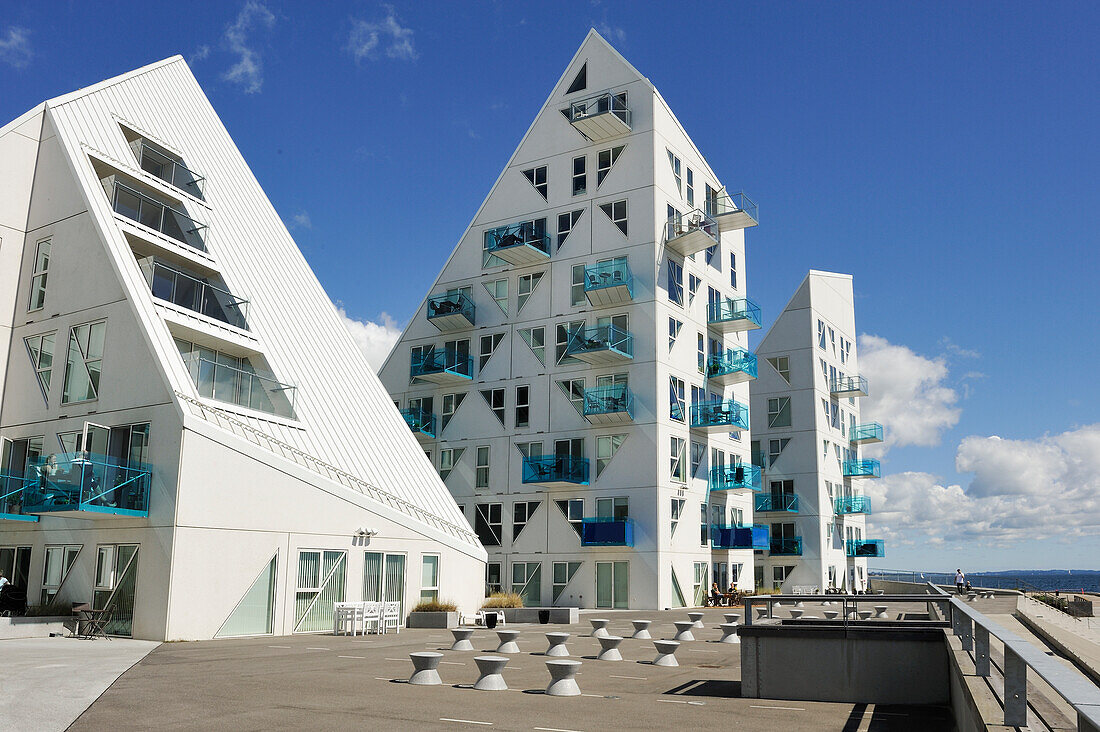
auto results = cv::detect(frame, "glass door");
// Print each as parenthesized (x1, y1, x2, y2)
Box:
(363, 552, 407, 624)
(595, 561, 629, 609)
(93, 544, 139, 636)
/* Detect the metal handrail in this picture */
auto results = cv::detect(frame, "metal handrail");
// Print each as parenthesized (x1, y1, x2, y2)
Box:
(705, 348, 759, 379)
(110, 180, 208, 250)
(705, 190, 758, 223)
(665, 208, 719, 246)
(181, 353, 296, 419)
(565, 324, 634, 358)
(142, 259, 249, 330)
(568, 91, 631, 127)
(137, 141, 206, 198)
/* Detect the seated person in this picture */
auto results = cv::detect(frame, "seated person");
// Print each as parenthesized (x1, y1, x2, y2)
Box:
(709, 582, 722, 606)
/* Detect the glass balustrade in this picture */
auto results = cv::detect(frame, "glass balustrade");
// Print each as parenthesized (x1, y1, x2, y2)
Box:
(484, 221, 551, 265)
(704, 190, 759, 230)
(754, 493, 800, 513)
(705, 348, 758, 384)
(583, 260, 633, 305)
(582, 384, 634, 423)
(850, 422, 884, 444)
(711, 523, 769, 550)
(581, 517, 634, 546)
(426, 292, 475, 331)
(0, 473, 38, 521)
(521, 455, 590, 486)
(665, 209, 719, 255)
(565, 324, 634, 363)
(182, 353, 297, 419)
(110, 180, 207, 251)
(23, 453, 151, 517)
(690, 398, 749, 431)
(846, 539, 885, 558)
(567, 92, 632, 140)
(136, 142, 206, 199)
(842, 459, 881, 478)
(400, 408, 436, 440)
(707, 297, 762, 332)
(831, 374, 869, 397)
(410, 349, 475, 383)
(770, 537, 803, 556)
(142, 260, 249, 329)
(708, 463, 762, 492)
(834, 496, 873, 514)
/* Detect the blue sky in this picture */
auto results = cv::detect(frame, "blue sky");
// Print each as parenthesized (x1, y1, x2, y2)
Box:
(2, 1, 1097, 571)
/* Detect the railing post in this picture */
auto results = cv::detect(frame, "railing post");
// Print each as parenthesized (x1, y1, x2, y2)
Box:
(960, 613, 973, 652)
(1003, 646, 1027, 727)
(743, 597, 752, 626)
(974, 623, 990, 677)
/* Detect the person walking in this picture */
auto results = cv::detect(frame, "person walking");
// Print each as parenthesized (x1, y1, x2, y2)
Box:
(955, 569, 966, 594)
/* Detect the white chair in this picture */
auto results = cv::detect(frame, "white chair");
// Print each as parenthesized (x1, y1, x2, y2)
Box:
(460, 610, 506, 627)
(382, 600, 401, 634)
(362, 601, 383, 635)
(333, 602, 354, 635)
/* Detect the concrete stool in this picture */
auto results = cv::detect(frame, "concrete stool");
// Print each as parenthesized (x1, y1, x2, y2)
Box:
(801, 615, 821, 620)
(545, 632, 570, 657)
(795, 600, 805, 608)
(874, 605, 889, 619)
(450, 628, 475, 651)
(545, 659, 582, 696)
(723, 613, 741, 625)
(408, 652, 443, 686)
(473, 656, 509, 691)
(631, 620, 652, 639)
(789, 609, 803, 619)
(967, 592, 977, 602)
(755, 607, 770, 620)
(823, 610, 839, 620)
(597, 635, 624, 661)
(688, 611, 705, 628)
(858, 610, 874, 620)
(652, 640, 680, 667)
(672, 621, 696, 641)
(495, 629, 521, 654)
(589, 618, 610, 638)
(718, 623, 740, 644)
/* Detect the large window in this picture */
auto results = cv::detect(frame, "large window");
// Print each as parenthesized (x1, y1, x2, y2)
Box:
(480, 333, 504, 369)
(556, 320, 584, 364)
(669, 376, 686, 422)
(475, 446, 490, 489)
(94, 544, 140, 636)
(512, 562, 542, 606)
(667, 150, 682, 193)
(517, 272, 543, 312)
(363, 552, 406, 623)
(667, 258, 684, 306)
(767, 397, 792, 428)
(570, 264, 586, 306)
(41, 545, 81, 605)
(597, 145, 624, 186)
(595, 434, 625, 478)
(485, 280, 508, 315)
(420, 555, 440, 603)
(486, 562, 503, 595)
(595, 561, 628, 609)
(557, 210, 583, 250)
(515, 385, 530, 428)
(556, 498, 584, 537)
(670, 436, 686, 483)
(441, 392, 465, 430)
(553, 561, 581, 602)
(25, 333, 56, 403)
(294, 549, 346, 633)
(686, 168, 695, 207)
(216, 553, 278, 637)
(700, 504, 709, 546)
(481, 388, 505, 425)
(0, 546, 32, 590)
(62, 321, 106, 404)
(512, 501, 540, 541)
(439, 447, 462, 480)
(475, 503, 502, 546)
(28, 239, 51, 311)
(729, 252, 738, 289)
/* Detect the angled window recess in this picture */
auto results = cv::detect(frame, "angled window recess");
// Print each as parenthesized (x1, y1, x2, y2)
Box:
(479, 333, 504, 369)
(668, 317, 682, 351)
(517, 272, 544, 312)
(25, 333, 55, 404)
(439, 447, 464, 480)
(441, 392, 466, 430)
(94, 161, 208, 252)
(480, 388, 505, 425)
(120, 124, 206, 199)
(597, 146, 624, 187)
(557, 210, 584, 251)
(556, 499, 584, 538)
(139, 257, 249, 330)
(484, 279, 508, 315)
(599, 200, 627, 236)
(595, 433, 626, 479)
(518, 326, 545, 365)
(557, 379, 585, 416)
(566, 63, 587, 94)
(513, 501, 541, 541)
(522, 165, 548, 200)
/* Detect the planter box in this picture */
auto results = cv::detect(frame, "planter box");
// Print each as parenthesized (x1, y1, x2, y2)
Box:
(498, 607, 579, 624)
(0, 616, 74, 640)
(406, 611, 459, 629)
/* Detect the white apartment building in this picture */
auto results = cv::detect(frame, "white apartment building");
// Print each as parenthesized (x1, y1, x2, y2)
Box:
(749, 270, 885, 592)
(0, 58, 485, 640)
(379, 30, 762, 609)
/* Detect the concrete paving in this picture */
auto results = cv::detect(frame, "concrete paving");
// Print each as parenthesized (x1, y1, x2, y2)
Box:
(0, 636, 159, 732)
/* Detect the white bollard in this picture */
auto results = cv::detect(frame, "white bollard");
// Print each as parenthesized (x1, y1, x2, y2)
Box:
(495, 629, 521, 654)
(449, 628, 474, 651)
(672, 621, 696, 641)
(652, 640, 681, 667)
(589, 618, 611, 638)
(545, 632, 570, 657)
(718, 623, 740, 644)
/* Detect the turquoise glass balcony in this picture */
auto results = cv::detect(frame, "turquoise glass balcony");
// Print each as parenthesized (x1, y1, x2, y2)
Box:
(835, 496, 872, 515)
(521, 455, 590, 487)
(831, 374, 869, 397)
(568, 91, 632, 141)
(1, 473, 39, 522)
(770, 537, 803, 556)
(410, 349, 474, 385)
(426, 292, 475, 332)
(846, 539, 885, 558)
(400, 408, 435, 442)
(708, 464, 762, 493)
(705, 191, 759, 232)
(665, 209, 719, 257)
(711, 523, 769, 550)
(581, 518, 634, 547)
(850, 422, 884, 444)
(23, 453, 151, 518)
(705, 348, 758, 387)
(690, 398, 749, 433)
(754, 493, 799, 513)
(584, 260, 633, 306)
(582, 384, 634, 425)
(109, 179, 207, 251)
(843, 459, 881, 479)
(565, 324, 634, 365)
(484, 221, 551, 266)
(707, 297, 762, 335)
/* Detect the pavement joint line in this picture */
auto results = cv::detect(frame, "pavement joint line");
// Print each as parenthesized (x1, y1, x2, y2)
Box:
(580, 694, 602, 698)
(533, 727, 584, 732)
(750, 705, 806, 711)
(608, 675, 647, 680)
(267, 645, 291, 649)
(440, 717, 493, 726)
(306, 647, 329, 651)
(337, 655, 365, 659)
(374, 677, 391, 681)
(440, 661, 466, 665)
(384, 658, 405, 661)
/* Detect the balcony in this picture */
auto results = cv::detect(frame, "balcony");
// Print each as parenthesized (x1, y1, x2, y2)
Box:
(567, 91, 632, 141)
(705, 348, 758, 387)
(770, 537, 803, 556)
(410, 349, 475, 386)
(22, 453, 151, 518)
(108, 179, 207, 251)
(134, 141, 206, 199)
(0, 474, 39, 522)
(705, 191, 759, 233)
(521, 455, 590, 488)
(581, 518, 634, 547)
(426, 292, 475, 332)
(754, 493, 799, 513)
(708, 464, 762, 493)
(835, 496, 873, 515)
(689, 398, 749, 433)
(707, 297, 762, 335)
(584, 260, 633, 307)
(182, 353, 297, 419)
(711, 524, 769, 550)
(842, 459, 881, 479)
(582, 384, 634, 425)
(565, 324, 634, 365)
(484, 221, 551, 266)
(850, 422, 884, 444)
(400, 408, 435, 442)
(141, 259, 249, 330)
(664, 210, 720, 257)
(831, 374, 869, 398)
(846, 539, 885, 558)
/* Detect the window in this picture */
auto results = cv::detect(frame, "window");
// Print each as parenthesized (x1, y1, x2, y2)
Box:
(700, 503, 709, 546)
(842, 337, 852, 364)
(475, 503, 502, 545)
(479, 333, 504, 369)
(818, 319, 826, 349)
(767, 397, 791, 428)
(667, 258, 684, 306)
(558, 378, 585, 414)
(295, 549, 346, 633)
(670, 436, 686, 483)
(768, 438, 790, 467)
(570, 264, 586, 306)
(441, 393, 465, 430)
(516, 441, 543, 459)
(705, 244, 717, 267)
(670, 498, 685, 537)
(566, 63, 586, 93)
(515, 386, 530, 428)
(28, 239, 50, 311)
(486, 563, 503, 595)
(420, 555, 440, 603)
(556, 320, 584, 364)
(511, 562, 541, 606)
(484, 279, 507, 315)
(481, 389, 505, 425)
(668, 317, 682, 351)
(688, 274, 700, 304)
(572, 156, 587, 196)
(512, 501, 540, 541)
(557, 210, 583, 250)
(597, 145, 624, 186)
(25, 333, 56, 403)
(62, 321, 106, 404)
(521, 165, 548, 199)
(595, 433, 625, 478)
(41, 545, 81, 604)
(829, 327, 836, 355)
(767, 356, 790, 383)
(596, 496, 628, 521)
(599, 200, 627, 235)
(690, 441, 706, 477)
(439, 448, 462, 480)
(476, 446, 490, 489)
(821, 397, 831, 423)
(831, 401, 840, 429)
(729, 253, 737, 290)
(553, 561, 581, 601)
(697, 332, 705, 373)
(686, 168, 694, 207)
(556, 498, 584, 537)
(669, 376, 685, 422)
(518, 327, 545, 364)
(667, 150, 682, 193)
(517, 272, 543, 312)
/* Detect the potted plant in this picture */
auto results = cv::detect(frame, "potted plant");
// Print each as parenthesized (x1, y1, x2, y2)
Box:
(406, 599, 459, 629)
(481, 592, 523, 627)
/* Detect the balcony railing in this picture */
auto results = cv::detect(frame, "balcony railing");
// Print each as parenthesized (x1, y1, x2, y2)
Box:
(400, 408, 435, 441)
(484, 221, 551, 266)
(665, 210, 720, 257)
(754, 493, 799, 513)
(711, 523, 769, 550)
(141, 259, 249, 330)
(410, 349, 475, 385)
(708, 463, 762, 493)
(0, 473, 39, 521)
(831, 374, 869, 397)
(23, 453, 151, 517)
(521, 455, 590, 486)
(565, 324, 634, 364)
(770, 537, 803, 556)
(584, 260, 633, 306)
(136, 141, 205, 199)
(850, 422, 884, 444)
(843, 459, 881, 479)
(110, 180, 207, 251)
(707, 297, 762, 333)
(426, 292, 475, 332)
(705, 348, 758, 386)
(704, 191, 759, 232)
(581, 517, 634, 547)
(835, 496, 873, 514)
(690, 398, 749, 432)
(846, 539, 885, 558)
(567, 92, 632, 141)
(182, 353, 297, 419)
(582, 384, 634, 424)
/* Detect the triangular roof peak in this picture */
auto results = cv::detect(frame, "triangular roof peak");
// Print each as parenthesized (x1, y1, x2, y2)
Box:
(45, 55, 186, 109)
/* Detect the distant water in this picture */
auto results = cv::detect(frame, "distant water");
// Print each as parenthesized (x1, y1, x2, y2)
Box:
(871, 570, 1100, 593)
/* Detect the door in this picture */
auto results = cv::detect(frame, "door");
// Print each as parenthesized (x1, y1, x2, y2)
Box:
(596, 561, 628, 609)
(364, 552, 407, 623)
(93, 544, 139, 636)
(555, 439, 584, 482)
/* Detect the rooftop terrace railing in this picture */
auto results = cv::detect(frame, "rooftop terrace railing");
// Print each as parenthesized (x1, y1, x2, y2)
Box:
(182, 353, 296, 419)
(136, 141, 206, 199)
(110, 180, 207, 250)
(142, 259, 249, 330)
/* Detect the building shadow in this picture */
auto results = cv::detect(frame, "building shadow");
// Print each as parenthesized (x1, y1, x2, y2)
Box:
(662, 679, 742, 698)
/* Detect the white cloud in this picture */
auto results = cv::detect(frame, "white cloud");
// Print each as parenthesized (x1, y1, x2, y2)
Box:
(0, 26, 32, 68)
(338, 308, 401, 369)
(189, 45, 211, 64)
(595, 22, 626, 43)
(347, 6, 417, 63)
(289, 211, 312, 230)
(858, 334, 961, 449)
(222, 2, 276, 94)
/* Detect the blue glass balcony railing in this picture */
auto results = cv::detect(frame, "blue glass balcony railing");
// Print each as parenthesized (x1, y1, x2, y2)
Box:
(690, 399, 749, 431)
(708, 463, 762, 493)
(400, 408, 435, 440)
(583, 260, 633, 304)
(846, 539, 885, 558)
(831, 374, 869, 397)
(581, 517, 634, 547)
(410, 349, 475, 383)
(770, 537, 803, 556)
(842, 459, 881, 478)
(754, 493, 799, 513)
(426, 292, 475, 331)
(23, 453, 151, 517)
(850, 422, 884, 444)
(1, 473, 39, 522)
(707, 297, 762, 332)
(705, 348, 758, 384)
(835, 496, 873, 515)
(521, 455, 590, 486)
(484, 221, 551, 263)
(582, 384, 634, 422)
(705, 191, 759, 228)
(565, 324, 634, 362)
(711, 523, 769, 550)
